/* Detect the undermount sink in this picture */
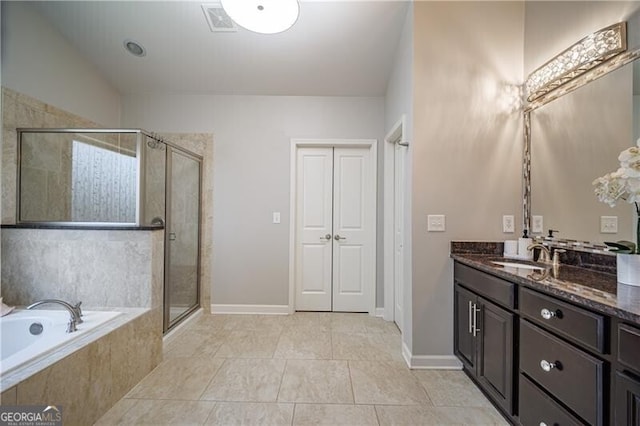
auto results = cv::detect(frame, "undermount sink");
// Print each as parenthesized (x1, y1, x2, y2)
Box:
(491, 261, 544, 271)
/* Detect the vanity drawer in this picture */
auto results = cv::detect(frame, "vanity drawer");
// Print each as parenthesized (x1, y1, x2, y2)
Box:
(454, 263, 514, 309)
(520, 320, 604, 425)
(520, 287, 605, 353)
(618, 323, 640, 375)
(519, 374, 582, 426)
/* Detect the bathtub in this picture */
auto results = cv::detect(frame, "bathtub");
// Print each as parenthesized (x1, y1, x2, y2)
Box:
(1, 309, 120, 375)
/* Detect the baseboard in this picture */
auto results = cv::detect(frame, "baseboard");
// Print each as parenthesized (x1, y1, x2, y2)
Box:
(211, 304, 290, 315)
(402, 341, 463, 370)
(375, 308, 384, 317)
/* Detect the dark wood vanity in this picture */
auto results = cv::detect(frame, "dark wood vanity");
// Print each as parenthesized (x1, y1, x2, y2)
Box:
(452, 249, 640, 426)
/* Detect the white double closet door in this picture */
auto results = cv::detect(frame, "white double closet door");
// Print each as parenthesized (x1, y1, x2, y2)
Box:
(295, 146, 375, 312)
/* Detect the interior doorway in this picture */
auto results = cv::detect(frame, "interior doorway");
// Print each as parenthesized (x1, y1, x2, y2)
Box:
(383, 116, 408, 332)
(289, 139, 377, 314)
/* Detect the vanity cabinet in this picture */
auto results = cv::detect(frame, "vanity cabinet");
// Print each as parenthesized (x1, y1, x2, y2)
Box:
(616, 323, 640, 425)
(454, 263, 515, 416)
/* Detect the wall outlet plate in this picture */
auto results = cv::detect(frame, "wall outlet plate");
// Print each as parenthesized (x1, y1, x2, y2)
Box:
(427, 214, 446, 232)
(502, 215, 515, 233)
(600, 216, 617, 234)
(532, 215, 543, 234)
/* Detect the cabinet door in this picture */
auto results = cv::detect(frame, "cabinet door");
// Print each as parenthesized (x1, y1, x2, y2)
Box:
(478, 297, 515, 415)
(454, 284, 477, 371)
(616, 371, 640, 426)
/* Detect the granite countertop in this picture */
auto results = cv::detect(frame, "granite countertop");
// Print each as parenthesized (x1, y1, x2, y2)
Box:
(451, 253, 640, 326)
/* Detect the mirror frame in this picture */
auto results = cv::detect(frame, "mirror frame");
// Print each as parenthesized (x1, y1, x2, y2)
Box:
(522, 46, 640, 246)
(16, 128, 145, 227)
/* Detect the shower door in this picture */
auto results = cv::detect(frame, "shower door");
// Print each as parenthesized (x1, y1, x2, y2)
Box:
(164, 147, 201, 331)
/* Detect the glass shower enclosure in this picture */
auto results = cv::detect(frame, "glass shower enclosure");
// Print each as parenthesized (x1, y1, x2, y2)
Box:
(16, 128, 202, 332)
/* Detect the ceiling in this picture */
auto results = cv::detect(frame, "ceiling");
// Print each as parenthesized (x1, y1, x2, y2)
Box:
(32, 1, 409, 97)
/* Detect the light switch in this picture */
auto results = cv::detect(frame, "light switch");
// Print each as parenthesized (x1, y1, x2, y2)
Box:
(427, 214, 446, 232)
(273, 212, 281, 224)
(532, 215, 543, 234)
(600, 216, 617, 233)
(502, 215, 515, 233)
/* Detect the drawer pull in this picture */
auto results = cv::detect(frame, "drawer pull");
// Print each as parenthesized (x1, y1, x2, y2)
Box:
(540, 308, 556, 320)
(540, 359, 556, 372)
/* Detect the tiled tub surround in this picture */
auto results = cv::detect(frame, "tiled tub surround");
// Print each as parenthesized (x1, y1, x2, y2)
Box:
(450, 242, 640, 324)
(0, 308, 162, 425)
(0, 228, 164, 423)
(0, 228, 164, 309)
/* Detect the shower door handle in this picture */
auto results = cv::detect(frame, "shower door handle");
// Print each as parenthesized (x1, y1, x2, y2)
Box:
(169, 232, 176, 241)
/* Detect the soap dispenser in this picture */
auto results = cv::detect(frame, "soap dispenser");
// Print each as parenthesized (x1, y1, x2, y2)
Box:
(518, 230, 533, 260)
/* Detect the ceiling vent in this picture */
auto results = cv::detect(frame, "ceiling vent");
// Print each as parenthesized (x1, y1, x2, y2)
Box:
(202, 3, 237, 32)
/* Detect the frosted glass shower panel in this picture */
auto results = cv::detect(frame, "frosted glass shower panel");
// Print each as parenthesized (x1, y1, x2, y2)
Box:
(18, 130, 140, 224)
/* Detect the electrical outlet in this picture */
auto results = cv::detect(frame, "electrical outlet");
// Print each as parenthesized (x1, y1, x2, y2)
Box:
(273, 212, 281, 224)
(427, 214, 446, 232)
(502, 215, 515, 233)
(600, 216, 617, 234)
(532, 215, 543, 234)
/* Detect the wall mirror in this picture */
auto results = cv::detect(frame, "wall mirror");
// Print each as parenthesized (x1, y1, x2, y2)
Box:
(529, 62, 634, 245)
(525, 11, 640, 248)
(17, 129, 142, 226)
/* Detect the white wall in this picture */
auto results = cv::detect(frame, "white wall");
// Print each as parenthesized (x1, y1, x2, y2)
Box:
(410, 2, 524, 361)
(1, 2, 120, 126)
(383, 5, 414, 350)
(122, 94, 385, 307)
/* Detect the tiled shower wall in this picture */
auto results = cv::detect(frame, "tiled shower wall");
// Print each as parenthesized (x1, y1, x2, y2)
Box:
(0, 87, 213, 313)
(0, 228, 164, 309)
(1, 87, 101, 223)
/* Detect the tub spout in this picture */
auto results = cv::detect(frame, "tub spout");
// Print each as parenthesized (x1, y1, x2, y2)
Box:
(26, 299, 83, 333)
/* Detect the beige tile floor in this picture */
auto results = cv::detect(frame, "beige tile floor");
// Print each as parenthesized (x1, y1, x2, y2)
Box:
(95, 313, 508, 425)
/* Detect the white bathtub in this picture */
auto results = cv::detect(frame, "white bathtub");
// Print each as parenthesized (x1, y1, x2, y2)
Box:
(1, 309, 121, 375)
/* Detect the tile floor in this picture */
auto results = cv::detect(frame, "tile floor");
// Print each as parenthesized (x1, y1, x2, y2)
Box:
(95, 313, 508, 425)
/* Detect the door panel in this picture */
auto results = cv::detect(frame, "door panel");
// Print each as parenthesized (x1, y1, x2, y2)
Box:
(333, 147, 372, 312)
(454, 284, 477, 371)
(166, 149, 200, 329)
(336, 245, 364, 293)
(394, 144, 405, 331)
(295, 148, 333, 311)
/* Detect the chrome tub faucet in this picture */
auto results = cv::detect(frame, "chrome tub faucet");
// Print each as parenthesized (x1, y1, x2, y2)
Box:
(27, 299, 83, 333)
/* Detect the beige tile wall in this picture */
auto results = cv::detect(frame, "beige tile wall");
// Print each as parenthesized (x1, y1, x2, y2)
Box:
(1, 87, 100, 224)
(0, 228, 164, 309)
(0, 88, 213, 314)
(157, 133, 214, 313)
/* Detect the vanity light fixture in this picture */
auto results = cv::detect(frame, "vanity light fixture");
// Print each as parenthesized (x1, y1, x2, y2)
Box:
(220, 0, 299, 35)
(525, 22, 627, 102)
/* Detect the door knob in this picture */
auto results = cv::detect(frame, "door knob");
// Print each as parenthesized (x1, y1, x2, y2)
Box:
(320, 234, 332, 241)
(334, 234, 346, 241)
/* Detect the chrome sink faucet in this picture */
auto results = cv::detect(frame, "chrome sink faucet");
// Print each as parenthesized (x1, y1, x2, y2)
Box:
(27, 299, 83, 333)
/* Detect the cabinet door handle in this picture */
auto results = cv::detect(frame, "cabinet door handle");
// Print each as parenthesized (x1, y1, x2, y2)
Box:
(468, 301, 473, 334)
(472, 303, 480, 337)
(540, 308, 556, 320)
(540, 359, 556, 372)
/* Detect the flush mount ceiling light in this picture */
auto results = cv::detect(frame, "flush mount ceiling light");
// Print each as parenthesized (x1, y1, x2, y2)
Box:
(525, 22, 626, 102)
(123, 39, 146, 57)
(220, 0, 299, 35)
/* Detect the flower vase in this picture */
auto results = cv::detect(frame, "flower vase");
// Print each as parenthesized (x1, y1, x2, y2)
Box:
(617, 253, 640, 287)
